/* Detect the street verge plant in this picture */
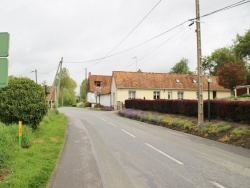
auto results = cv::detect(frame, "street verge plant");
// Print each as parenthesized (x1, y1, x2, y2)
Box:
(0, 109, 67, 187)
(0, 77, 48, 129)
(118, 109, 250, 149)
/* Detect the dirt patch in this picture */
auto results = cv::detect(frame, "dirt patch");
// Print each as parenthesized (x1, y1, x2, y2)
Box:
(35, 138, 44, 144)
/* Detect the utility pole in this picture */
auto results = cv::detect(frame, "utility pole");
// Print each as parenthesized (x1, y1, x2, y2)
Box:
(196, 0, 204, 127)
(55, 57, 63, 109)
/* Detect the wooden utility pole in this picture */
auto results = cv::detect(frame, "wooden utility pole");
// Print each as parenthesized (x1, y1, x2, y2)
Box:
(195, 0, 204, 127)
(55, 57, 63, 109)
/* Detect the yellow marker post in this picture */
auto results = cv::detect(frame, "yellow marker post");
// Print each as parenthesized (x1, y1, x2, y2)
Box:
(18, 121, 22, 147)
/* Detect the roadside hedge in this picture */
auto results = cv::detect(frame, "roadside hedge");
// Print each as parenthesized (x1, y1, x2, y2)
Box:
(0, 77, 48, 129)
(125, 99, 250, 124)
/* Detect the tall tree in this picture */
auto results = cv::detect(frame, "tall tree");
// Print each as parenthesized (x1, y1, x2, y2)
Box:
(202, 47, 238, 75)
(234, 29, 250, 62)
(80, 79, 88, 102)
(233, 29, 250, 84)
(170, 58, 193, 74)
(56, 67, 77, 106)
(217, 62, 247, 94)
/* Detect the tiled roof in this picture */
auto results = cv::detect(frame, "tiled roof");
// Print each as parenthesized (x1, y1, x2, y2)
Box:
(112, 71, 229, 91)
(88, 74, 112, 94)
(46, 86, 56, 101)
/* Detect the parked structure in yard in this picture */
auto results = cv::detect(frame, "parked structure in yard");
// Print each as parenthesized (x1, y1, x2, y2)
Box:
(235, 85, 250, 97)
(87, 73, 112, 107)
(111, 71, 231, 110)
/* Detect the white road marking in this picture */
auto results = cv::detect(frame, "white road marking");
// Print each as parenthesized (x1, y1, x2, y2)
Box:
(98, 117, 106, 122)
(121, 129, 136, 138)
(145, 143, 184, 165)
(210, 181, 227, 188)
(108, 122, 117, 127)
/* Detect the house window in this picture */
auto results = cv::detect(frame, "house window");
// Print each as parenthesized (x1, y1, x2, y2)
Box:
(128, 91, 136, 99)
(153, 91, 160, 99)
(95, 81, 101, 87)
(176, 79, 180, 83)
(177, 91, 184, 100)
(193, 79, 197, 83)
(168, 92, 172, 99)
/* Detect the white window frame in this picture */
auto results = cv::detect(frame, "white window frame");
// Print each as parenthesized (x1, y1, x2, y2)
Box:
(177, 91, 184, 100)
(153, 91, 160, 99)
(128, 91, 136, 99)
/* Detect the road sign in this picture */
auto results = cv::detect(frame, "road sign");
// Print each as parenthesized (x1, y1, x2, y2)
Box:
(0, 32, 10, 57)
(0, 58, 8, 88)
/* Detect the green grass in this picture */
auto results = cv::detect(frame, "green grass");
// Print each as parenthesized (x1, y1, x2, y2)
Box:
(230, 126, 250, 140)
(204, 123, 232, 135)
(0, 109, 67, 188)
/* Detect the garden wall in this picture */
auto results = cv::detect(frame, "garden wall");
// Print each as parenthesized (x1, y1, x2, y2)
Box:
(125, 99, 250, 124)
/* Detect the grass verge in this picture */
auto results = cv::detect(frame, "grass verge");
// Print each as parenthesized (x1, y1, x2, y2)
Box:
(0, 109, 67, 188)
(118, 109, 250, 149)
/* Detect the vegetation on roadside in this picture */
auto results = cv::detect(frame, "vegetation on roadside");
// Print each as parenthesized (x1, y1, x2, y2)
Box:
(118, 109, 250, 149)
(0, 77, 48, 129)
(0, 109, 67, 188)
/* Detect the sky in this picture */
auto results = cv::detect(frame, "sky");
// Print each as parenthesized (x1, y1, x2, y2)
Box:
(1, 0, 250, 93)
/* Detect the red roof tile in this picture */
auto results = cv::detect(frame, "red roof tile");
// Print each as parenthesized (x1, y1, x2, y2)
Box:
(113, 71, 229, 91)
(88, 74, 112, 94)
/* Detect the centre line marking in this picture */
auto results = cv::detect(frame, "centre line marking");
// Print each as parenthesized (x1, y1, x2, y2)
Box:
(145, 143, 184, 165)
(108, 122, 117, 127)
(98, 117, 106, 122)
(210, 181, 226, 188)
(121, 129, 136, 138)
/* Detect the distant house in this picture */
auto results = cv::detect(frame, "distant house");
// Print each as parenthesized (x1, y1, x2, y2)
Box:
(87, 73, 112, 107)
(235, 85, 250, 97)
(45, 86, 57, 108)
(111, 71, 231, 110)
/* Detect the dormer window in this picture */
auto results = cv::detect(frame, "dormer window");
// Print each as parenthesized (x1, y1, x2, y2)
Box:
(95, 81, 101, 87)
(192, 79, 197, 83)
(176, 79, 180, 83)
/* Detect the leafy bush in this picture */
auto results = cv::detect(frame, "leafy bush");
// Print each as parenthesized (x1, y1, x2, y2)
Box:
(204, 123, 232, 135)
(84, 102, 91, 107)
(0, 77, 48, 129)
(241, 93, 250, 98)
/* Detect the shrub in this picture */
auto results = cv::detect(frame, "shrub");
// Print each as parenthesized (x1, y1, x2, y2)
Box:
(241, 93, 250, 98)
(0, 77, 48, 129)
(84, 102, 91, 107)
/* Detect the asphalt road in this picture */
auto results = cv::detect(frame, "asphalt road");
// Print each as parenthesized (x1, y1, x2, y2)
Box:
(48, 107, 250, 188)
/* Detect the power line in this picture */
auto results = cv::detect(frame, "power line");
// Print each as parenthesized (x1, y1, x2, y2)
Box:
(189, 0, 250, 22)
(37, 65, 58, 74)
(65, 0, 249, 65)
(122, 26, 190, 71)
(65, 21, 187, 64)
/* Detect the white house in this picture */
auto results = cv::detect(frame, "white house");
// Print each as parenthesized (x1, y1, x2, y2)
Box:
(87, 73, 112, 107)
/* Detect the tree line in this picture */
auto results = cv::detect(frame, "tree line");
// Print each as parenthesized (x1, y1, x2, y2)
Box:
(170, 28, 250, 93)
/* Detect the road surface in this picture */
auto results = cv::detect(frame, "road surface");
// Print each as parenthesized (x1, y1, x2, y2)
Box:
(48, 107, 250, 188)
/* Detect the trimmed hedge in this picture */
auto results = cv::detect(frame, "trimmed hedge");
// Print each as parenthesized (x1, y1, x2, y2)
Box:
(0, 77, 48, 129)
(125, 99, 250, 124)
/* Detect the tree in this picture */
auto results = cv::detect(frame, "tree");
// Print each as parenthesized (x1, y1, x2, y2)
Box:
(234, 29, 250, 61)
(170, 58, 193, 74)
(56, 68, 77, 106)
(217, 62, 247, 94)
(202, 47, 238, 75)
(0, 77, 48, 129)
(80, 79, 88, 102)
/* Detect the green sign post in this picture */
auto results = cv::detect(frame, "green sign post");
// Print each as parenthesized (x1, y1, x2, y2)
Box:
(0, 32, 9, 88)
(0, 58, 8, 88)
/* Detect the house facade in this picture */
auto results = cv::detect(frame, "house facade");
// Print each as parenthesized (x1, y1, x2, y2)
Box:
(45, 86, 57, 108)
(111, 71, 231, 110)
(87, 73, 112, 107)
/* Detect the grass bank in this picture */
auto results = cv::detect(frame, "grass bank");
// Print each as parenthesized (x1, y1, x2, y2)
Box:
(0, 109, 67, 188)
(118, 109, 250, 149)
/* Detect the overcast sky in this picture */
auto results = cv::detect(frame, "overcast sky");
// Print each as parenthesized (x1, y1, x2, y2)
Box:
(1, 0, 250, 92)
